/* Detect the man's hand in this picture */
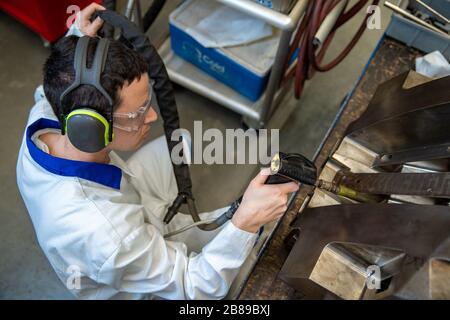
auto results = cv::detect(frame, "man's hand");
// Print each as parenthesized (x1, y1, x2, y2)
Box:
(232, 168, 299, 233)
(75, 2, 106, 37)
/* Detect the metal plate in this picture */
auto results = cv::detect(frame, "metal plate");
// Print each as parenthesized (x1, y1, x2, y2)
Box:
(429, 258, 450, 299)
(345, 72, 450, 167)
(310, 242, 405, 300)
(429, 238, 450, 299)
(279, 204, 450, 298)
(332, 137, 381, 172)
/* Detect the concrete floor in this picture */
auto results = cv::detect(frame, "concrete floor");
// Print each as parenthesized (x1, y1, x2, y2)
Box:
(0, 2, 390, 299)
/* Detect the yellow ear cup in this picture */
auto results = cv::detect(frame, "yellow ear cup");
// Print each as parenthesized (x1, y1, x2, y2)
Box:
(65, 108, 111, 153)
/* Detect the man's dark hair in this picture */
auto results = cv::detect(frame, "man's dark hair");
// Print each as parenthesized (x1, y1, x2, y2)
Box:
(43, 35, 148, 121)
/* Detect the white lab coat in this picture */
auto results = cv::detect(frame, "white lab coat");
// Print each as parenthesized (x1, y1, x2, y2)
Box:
(16, 25, 257, 299)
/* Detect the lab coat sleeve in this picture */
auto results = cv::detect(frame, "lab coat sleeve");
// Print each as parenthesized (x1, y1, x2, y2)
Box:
(97, 220, 257, 300)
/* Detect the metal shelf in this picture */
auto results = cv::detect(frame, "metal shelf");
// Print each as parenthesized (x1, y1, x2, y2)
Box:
(217, 0, 306, 30)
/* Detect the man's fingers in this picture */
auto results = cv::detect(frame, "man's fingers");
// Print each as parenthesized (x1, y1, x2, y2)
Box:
(252, 167, 271, 185)
(273, 182, 299, 194)
(86, 16, 104, 35)
(82, 2, 106, 17)
(78, 2, 106, 36)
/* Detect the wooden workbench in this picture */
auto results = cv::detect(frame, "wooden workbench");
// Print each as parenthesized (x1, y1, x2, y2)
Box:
(239, 37, 421, 300)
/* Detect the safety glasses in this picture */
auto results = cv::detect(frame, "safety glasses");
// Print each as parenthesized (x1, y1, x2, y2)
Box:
(112, 80, 156, 132)
(113, 98, 151, 132)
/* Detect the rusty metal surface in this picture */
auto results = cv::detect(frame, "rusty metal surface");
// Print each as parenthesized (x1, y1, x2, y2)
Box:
(239, 38, 421, 300)
(333, 171, 450, 198)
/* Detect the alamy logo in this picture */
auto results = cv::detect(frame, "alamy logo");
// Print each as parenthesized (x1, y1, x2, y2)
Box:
(366, 5, 382, 30)
(66, 265, 81, 290)
(66, 5, 81, 29)
(171, 121, 279, 165)
(366, 265, 381, 290)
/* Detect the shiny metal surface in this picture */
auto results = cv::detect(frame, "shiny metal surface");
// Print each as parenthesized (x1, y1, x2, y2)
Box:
(310, 242, 405, 300)
(430, 258, 450, 299)
(279, 204, 450, 299)
(346, 72, 450, 167)
(332, 137, 381, 173)
(308, 189, 343, 208)
(217, 0, 308, 30)
(429, 238, 450, 299)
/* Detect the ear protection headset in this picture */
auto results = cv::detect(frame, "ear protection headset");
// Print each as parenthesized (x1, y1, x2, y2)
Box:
(59, 36, 113, 153)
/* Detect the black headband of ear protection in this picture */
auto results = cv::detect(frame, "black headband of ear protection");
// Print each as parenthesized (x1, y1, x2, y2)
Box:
(59, 36, 114, 142)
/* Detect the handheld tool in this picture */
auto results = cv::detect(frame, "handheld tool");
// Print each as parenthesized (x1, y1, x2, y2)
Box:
(269, 152, 382, 203)
(164, 152, 377, 237)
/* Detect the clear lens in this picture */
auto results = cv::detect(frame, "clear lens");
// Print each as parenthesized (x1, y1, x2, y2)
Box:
(113, 103, 149, 132)
(112, 80, 156, 132)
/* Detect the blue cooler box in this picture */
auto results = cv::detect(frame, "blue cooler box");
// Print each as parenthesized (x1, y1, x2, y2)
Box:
(169, 0, 280, 102)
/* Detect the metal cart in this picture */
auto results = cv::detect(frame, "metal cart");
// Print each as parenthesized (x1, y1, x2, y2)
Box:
(158, 0, 308, 128)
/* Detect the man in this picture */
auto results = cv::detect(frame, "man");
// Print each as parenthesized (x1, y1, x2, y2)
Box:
(16, 3, 298, 299)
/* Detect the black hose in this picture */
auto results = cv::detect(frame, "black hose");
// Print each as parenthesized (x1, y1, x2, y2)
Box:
(96, 9, 194, 220)
(186, 198, 238, 231)
(142, 0, 166, 32)
(100, 0, 166, 36)
(102, 0, 116, 11)
(100, 0, 116, 39)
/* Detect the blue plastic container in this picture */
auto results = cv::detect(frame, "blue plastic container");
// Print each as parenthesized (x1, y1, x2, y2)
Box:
(169, 0, 278, 102)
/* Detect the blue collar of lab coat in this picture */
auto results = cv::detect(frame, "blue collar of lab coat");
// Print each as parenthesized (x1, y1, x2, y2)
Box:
(26, 118, 122, 190)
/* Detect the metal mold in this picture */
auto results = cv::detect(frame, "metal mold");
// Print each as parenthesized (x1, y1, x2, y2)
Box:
(345, 72, 450, 167)
(280, 204, 450, 299)
(310, 242, 405, 300)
